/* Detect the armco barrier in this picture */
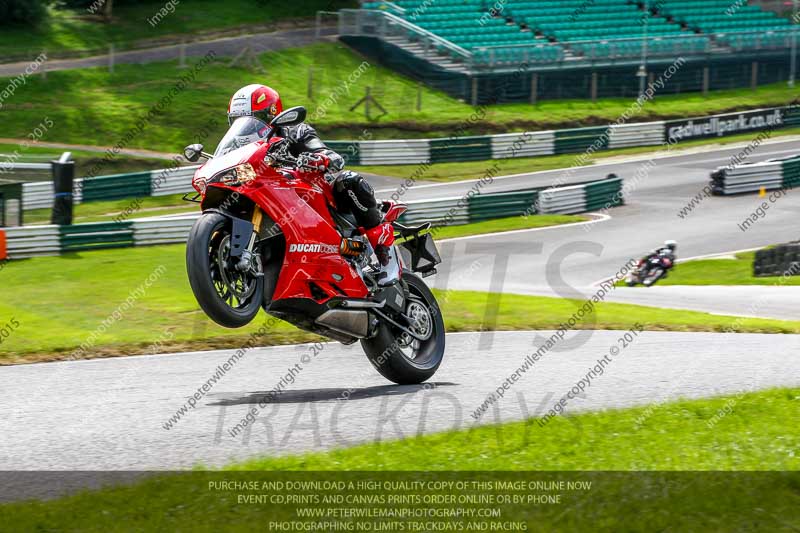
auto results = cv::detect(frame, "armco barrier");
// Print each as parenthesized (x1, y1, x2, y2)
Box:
(710, 155, 798, 195)
(608, 123, 665, 149)
(150, 166, 199, 197)
(539, 175, 624, 214)
(81, 172, 152, 202)
(754, 243, 800, 277)
(430, 136, 493, 163)
(538, 185, 586, 214)
(553, 126, 609, 155)
(468, 189, 539, 222)
(585, 178, 625, 211)
(4, 225, 61, 258)
(23, 180, 85, 210)
(399, 196, 470, 226)
(5, 175, 623, 259)
(782, 157, 800, 189)
(490, 131, 554, 159)
(60, 222, 135, 252)
(132, 216, 197, 246)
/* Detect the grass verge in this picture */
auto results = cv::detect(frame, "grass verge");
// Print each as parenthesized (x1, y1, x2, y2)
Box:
(0, 388, 797, 531)
(656, 251, 800, 286)
(0, 42, 798, 150)
(23, 192, 196, 225)
(0, 1, 355, 59)
(0, 142, 170, 185)
(429, 214, 587, 240)
(1, 242, 799, 364)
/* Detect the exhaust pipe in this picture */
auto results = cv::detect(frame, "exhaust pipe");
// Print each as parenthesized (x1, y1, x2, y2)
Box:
(315, 309, 370, 338)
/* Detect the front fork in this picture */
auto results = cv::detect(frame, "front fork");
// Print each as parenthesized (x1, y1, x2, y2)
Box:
(234, 206, 264, 276)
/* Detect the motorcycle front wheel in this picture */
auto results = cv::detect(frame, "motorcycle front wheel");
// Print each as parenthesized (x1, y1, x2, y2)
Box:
(361, 271, 445, 384)
(186, 212, 264, 328)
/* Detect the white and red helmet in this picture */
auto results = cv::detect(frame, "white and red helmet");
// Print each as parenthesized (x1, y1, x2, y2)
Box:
(227, 84, 283, 126)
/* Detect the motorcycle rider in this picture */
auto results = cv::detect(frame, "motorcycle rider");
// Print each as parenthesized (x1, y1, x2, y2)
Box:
(226, 84, 400, 286)
(644, 240, 677, 275)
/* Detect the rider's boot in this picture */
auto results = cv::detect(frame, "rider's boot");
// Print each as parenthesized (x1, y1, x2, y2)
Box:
(364, 223, 401, 286)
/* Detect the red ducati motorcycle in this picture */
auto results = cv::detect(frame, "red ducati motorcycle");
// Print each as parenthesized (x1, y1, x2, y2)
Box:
(183, 107, 445, 384)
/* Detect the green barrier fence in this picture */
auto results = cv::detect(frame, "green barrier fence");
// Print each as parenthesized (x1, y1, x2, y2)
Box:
(584, 179, 624, 211)
(81, 172, 153, 202)
(430, 136, 493, 163)
(782, 157, 800, 189)
(467, 189, 539, 222)
(553, 126, 609, 155)
(59, 222, 135, 252)
(783, 105, 800, 127)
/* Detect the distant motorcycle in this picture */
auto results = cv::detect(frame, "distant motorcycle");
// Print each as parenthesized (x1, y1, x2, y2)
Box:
(626, 241, 677, 287)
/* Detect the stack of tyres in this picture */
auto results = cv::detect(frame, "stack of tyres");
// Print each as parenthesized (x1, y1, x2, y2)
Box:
(753, 242, 800, 277)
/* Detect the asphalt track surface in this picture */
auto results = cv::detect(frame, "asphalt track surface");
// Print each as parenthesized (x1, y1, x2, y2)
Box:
(2, 331, 798, 474)
(367, 137, 800, 320)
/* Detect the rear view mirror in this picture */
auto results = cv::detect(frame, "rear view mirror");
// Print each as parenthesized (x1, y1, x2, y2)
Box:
(184, 144, 212, 162)
(270, 106, 307, 128)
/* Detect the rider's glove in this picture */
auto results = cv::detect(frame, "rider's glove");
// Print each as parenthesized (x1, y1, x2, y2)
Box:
(301, 153, 330, 171)
(325, 151, 345, 173)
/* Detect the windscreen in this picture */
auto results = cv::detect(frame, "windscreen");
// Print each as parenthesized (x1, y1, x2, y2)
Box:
(213, 116, 272, 157)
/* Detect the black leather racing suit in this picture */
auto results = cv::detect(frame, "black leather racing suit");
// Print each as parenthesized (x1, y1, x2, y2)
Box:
(276, 123, 383, 228)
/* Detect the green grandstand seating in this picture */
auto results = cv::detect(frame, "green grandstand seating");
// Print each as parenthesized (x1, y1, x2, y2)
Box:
(363, 0, 565, 64)
(361, 0, 795, 63)
(657, 0, 791, 34)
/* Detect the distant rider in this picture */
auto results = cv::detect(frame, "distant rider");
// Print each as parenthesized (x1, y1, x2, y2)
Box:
(644, 240, 677, 275)
(225, 84, 400, 286)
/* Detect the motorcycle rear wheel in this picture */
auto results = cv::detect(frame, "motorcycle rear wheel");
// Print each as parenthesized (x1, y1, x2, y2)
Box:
(643, 268, 663, 287)
(186, 212, 264, 328)
(361, 272, 445, 384)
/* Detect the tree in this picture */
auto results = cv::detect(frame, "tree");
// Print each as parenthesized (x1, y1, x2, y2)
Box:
(102, 0, 112, 21)
(0, 0, 49, 26)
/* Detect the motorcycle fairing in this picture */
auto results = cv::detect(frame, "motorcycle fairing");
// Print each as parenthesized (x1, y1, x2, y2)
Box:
(195, 138, 369, 308)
